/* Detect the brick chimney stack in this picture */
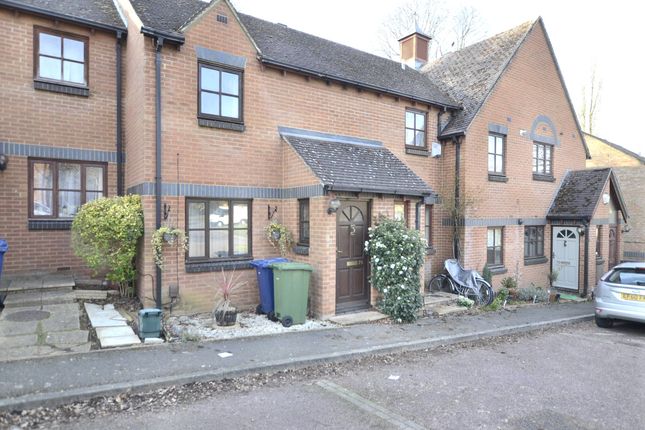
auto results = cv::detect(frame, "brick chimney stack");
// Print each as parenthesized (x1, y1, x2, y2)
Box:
(398, 25, 431, 70)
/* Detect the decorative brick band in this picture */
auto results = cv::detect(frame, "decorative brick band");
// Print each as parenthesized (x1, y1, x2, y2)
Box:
(441, 217, 548, 227)
(126, 182, 325, 199)
(0, 141, 121, 163)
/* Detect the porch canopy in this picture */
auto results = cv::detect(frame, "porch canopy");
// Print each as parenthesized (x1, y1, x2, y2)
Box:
(279, 127, 434, 198)
(547, 168, 628, 222)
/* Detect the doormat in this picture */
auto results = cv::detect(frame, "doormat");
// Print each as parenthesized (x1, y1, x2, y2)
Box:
(558, 293, 586, 302)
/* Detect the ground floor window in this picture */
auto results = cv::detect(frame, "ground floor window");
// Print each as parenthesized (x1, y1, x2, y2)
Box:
(29, 159, 106, 218)
(487, 227, 503, 266)
(186, 198, 251, 261)
(425, 205, 432, 247)
(394, 201, 406, 226)
(298, 198, 310, 246)
(524, 226, 545, 259)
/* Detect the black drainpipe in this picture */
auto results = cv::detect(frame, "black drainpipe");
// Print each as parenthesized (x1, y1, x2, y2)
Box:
(453, 136, 461, 260)
(583, 220, 590, 297)
(116, 31, 124, 196)
(154, 37, 164, 309)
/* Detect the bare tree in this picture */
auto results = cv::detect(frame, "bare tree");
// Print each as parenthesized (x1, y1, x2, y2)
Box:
(377, 1, 486, 61)
(580, 66, 602, 134)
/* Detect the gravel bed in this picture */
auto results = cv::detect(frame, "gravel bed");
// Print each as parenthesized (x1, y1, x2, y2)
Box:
(165, 312, 338, 342)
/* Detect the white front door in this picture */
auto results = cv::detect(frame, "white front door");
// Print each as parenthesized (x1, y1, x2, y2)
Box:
(552, 227, 579, 290)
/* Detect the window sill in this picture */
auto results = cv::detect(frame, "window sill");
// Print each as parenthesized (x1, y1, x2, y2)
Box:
(34, 80, 89, 97)
(28, 219, 73, 230)
(185, 258, 253, 273)
(198, 117, 245, 132)
(293, 245, 309, 256)
(488, 174, 508, 183)
(488, 265, 507, 275)
(532, 174, 555, 182)
(405, 147, 429, 157)
(524, 256, 548, 266)
(425, 247, 437, 256)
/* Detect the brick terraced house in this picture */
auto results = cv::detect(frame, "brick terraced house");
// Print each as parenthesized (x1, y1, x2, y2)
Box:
(0, 0, 629, 317)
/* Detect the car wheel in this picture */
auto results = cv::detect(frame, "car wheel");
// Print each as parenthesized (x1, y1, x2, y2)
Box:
(595, 315, 614, 328)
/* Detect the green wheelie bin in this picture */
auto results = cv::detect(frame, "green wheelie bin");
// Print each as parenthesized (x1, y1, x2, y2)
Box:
(269, 262, 313, 327)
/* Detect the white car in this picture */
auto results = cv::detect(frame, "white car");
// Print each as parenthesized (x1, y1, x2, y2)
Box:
(594, 262, 645, 328)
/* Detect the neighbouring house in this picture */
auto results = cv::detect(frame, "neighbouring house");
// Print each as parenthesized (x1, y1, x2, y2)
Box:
(0, 0, 628, 317)
(584, 132, 645, 265)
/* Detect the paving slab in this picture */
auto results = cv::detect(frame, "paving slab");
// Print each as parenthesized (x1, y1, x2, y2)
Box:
(424, 292, 458, 306)
(0, 343, 91, 361)
(3, 273, 74, 293)
(45, 330, 89, 346)
(0, 303, 80, 336)
(98, 332, 141, 348)
(0, 333, 38, 348)
(84, 303, 127, 328)
(2, 289, 75, 307)
(328, 311, 388, 325)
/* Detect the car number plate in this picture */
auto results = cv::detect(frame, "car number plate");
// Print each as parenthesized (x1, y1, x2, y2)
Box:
(621, 293, 645, 302)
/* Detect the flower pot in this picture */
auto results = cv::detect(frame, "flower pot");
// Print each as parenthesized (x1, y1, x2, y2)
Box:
(271, 230, 281, 241)
(163, 232, 175, 244)
(214, 309, 237, 326)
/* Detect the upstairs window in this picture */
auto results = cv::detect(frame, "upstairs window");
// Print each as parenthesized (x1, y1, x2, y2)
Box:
(298, 199, 310, 246)
(488, 134, 504, 175)
(405, 110, 426, 148)
(35, 27, 87, 86)
(198, 63, 243, 122)
(533, 142, 553, 176)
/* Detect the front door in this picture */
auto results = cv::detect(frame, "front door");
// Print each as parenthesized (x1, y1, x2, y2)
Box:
(608, 226, 618, 269)
(336, 201, 370, 312)
(552, 227, 580, 290)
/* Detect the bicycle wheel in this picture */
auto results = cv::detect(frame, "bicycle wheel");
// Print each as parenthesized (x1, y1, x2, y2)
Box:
(427, 274, 454, 293)
(477, 279, 495, 305)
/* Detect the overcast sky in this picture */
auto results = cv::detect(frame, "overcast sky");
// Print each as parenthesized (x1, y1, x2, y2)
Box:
(231, 0, 644, 156)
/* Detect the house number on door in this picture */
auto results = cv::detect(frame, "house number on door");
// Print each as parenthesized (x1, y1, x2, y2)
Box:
(350, 224, 356, 236)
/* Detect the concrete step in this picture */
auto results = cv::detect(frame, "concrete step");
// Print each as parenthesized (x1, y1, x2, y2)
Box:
(431, 304, 470, 316)
(328, 310, 388, 325)
(95, 326, 141, 348)
(2, 273, 75, 294)
(424, 291, 458, 307)
(74, 289, 108, 300)
(0, 329, 89, 349)
(2, 288, 75, 307)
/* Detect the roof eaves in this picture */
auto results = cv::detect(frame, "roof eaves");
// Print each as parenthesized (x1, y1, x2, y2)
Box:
(460, 19, 536, 136)
(0, 0, 127, 33)
(140, 26, 184, 44)
(259, 56, 461, 110)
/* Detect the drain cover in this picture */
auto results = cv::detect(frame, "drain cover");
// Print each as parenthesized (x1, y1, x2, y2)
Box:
(4, 310, 51, 322)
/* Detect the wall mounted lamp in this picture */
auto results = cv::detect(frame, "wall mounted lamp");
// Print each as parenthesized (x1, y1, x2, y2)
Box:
(327, 198, 341, 214)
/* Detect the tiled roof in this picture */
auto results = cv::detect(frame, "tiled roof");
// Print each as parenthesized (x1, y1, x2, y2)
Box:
(584, 132, 645, 165)
(234, 13, 459, 108)
(1, 0, 126, 30)
(422, 20, 534, 137)
(279, 127, 433, 197)
(129, 0, 209, 39)
(547, 168, 611, 220)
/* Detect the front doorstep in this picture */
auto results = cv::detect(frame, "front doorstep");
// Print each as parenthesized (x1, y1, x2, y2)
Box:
(335, 301, 371, 315)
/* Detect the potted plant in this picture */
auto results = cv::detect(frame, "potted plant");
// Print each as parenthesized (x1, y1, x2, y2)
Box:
(152, 226, 187, 270)
(500, 276, 518, 299)
(213, 268, 247, 327)
(265, 221, 293, 257)
(547, 271, 560, 302)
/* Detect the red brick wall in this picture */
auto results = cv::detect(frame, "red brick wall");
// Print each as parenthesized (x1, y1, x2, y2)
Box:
(0, 9, 119, 275)
(457, 21, 588, 290)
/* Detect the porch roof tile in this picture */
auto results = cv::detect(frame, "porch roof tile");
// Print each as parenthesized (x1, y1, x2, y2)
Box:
(279, 127, 433, 198)
(547, 168, 611, 221)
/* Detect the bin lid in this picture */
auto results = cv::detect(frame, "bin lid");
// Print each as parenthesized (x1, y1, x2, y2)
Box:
(250, 258, 289, 268)
(270, 262, 313, 272)
(139, 308, 162, 316)
(0, 240, 7, 253)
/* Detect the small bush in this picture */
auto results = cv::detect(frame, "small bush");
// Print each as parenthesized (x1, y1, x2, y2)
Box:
(72, 195, 144, 294)
(457, 296, 474, 308)
(365, 217, 425, 323)
(485, 287, 509, 311)
(482, 265, 492, 285)
(517, 285, 549, 302)
(500, 276, 517, 290)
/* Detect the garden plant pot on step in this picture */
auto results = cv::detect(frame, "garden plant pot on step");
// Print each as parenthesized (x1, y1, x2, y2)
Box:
(215, 308, 238, 326)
